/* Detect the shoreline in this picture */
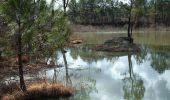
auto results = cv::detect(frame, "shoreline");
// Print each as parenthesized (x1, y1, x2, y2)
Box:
(71, 24, 170, 33)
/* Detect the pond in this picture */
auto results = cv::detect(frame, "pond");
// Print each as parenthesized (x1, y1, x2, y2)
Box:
(2, 31, 170, 100)
(39, 31, 170, 100)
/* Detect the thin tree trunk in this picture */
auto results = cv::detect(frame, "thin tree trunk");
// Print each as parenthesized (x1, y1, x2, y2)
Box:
(60, 47, 69, 84)
(17, 20, 26, 92)
(62, 0, 69, 85)
(154, 0, 157, 28)
(17, 0, 26, 92)
(63, 0, 69, 15)
(127, 0, 133, 44)
(128, 54, 134, 94)
(0, 53, 1, 58)
(128, 16, 132, 38)
(128, 54, 133, 78)
(61, 47, 68, 73)
(143, 0, 149, 27)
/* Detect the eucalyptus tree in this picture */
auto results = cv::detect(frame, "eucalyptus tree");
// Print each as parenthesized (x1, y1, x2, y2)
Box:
(63, 0, 69, 14)
(68, 0, 77, 22)
(79, 0, 88, 24)
(132, 0, 144, 28)
(108, 0, 116, 24)
(67, 0, 130, 25)
(143, 0, 149, 26)
(154, 0, 170, 26)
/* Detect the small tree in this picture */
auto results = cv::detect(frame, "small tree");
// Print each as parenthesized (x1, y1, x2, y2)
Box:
(2, 0, 44, 91)
(62, 0, 70, 80)
(127, 0, 134, 44)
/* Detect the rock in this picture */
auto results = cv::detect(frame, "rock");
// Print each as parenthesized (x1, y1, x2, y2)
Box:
(71, 39, 83, 44)
(69, 36, 83, 44)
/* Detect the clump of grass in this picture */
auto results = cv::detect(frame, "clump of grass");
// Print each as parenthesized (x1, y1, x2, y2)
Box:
(2, 83, 74, 100)
(27, 83, 74, 99)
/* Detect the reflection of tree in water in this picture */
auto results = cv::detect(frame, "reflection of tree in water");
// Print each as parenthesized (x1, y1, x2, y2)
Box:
(134, 45, 170, 74)
(69, 46, 118, 63)
(151, 52, 170, 74)
(69, 67, 100, 100)
(73, 77, 97, 100)
(123, 54, 145, 100)
(65, 66, 99, 100)
(52, 68, 60, 83)
(64, 46, 124, 99)
(134, 45, 149, 64)
(50, 63, 99, 100)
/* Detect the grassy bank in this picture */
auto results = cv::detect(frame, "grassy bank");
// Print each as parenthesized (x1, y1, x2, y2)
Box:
(2, 83, 74, 100)
(71, 24, 170, 33)
(0, 56, 56, 81)
(70, 30, 170, 46)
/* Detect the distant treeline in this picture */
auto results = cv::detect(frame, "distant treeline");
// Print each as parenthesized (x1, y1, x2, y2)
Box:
(67, 0, 170, 27)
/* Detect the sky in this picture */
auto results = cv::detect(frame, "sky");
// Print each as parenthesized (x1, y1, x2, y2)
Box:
(46, 0, 129, 7)
(45, 0, 130, 10)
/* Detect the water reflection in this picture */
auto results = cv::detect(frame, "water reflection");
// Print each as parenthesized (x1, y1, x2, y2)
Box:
(35, 45, 170, 100)
(135, 45, 170, 74)
(123, 54, 145, 100)
(151, 52, 170, 74)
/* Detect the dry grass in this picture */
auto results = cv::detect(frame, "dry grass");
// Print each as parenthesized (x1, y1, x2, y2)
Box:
(2, 83, 74, 100)
(2, 91, 24, 100)
(0, 56, 50, 78)
(0, 82, 20, 98)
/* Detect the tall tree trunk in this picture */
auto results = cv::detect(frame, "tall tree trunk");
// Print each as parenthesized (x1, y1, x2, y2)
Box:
(154, 0, 157, 28)
(17, 0, 26, 91)
(0, 52, 1, 57)
(62, 0, 69, 85)
(63, 0, 69, 15)
(60, 47, 69, 84)
(17, 20, 26, 92)
(127, 0, 133, 44)
(143, 0, 149, 27)
(128, 54, 133, 78)
(61, 47, 67, 70)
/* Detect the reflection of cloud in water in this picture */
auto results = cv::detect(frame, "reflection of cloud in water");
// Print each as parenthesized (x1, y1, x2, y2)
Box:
(131, 55, 170, 100)
(90, 75, 123, 100)
(132, 56, 159, 85)
(144, 79, 170, 100)
(69, 56, 89, 68)
(42, 51, 170, 100)
(161, 70, 170, 90)
(110, 56, 129, 79)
